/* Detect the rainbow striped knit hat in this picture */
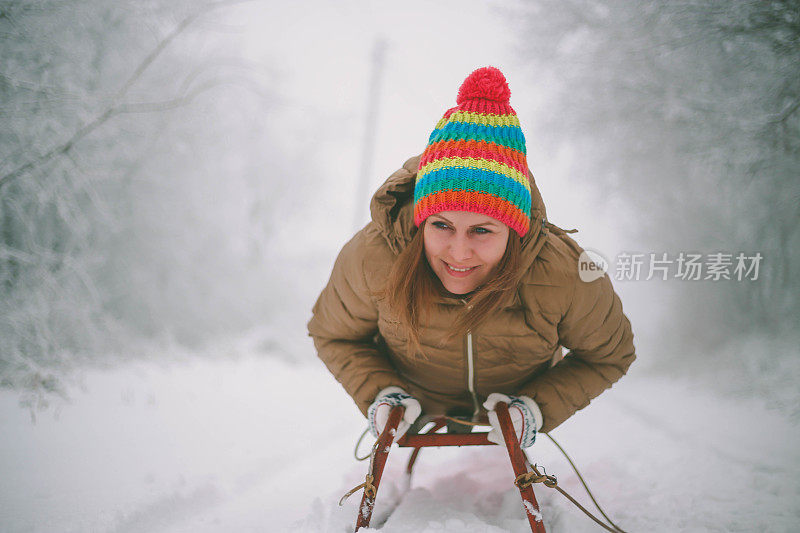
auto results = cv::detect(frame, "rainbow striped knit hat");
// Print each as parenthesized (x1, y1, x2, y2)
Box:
(414, 66, 531, 237)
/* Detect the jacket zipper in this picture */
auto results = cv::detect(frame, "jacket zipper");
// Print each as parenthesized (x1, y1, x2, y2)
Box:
(466, 330, 480, 418)
(461, 298, 480, 419)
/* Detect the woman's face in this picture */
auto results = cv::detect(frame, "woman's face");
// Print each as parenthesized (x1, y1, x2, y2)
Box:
(423, 210, 510, 295)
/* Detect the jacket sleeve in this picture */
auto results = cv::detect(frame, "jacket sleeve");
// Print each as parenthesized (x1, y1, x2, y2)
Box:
(307, 229, 409, 417)
(518, 253, 636, 433)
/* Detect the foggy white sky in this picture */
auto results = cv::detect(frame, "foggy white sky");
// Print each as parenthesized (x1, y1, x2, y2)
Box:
(220, 0, 658, 339)
(224, 1, 570, 239)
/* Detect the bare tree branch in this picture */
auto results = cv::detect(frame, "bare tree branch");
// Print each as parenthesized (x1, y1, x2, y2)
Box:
(113, 75, 260, 114)
(0, 0, 255, 192)
(111, 6, 206, 104)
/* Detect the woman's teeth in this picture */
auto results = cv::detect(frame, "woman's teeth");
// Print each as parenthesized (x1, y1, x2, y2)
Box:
(446, 263, 475, 272)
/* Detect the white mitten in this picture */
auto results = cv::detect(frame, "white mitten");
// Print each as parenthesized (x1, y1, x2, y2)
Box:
(367, 387, 422, 443)
(483, 392, 543, 448)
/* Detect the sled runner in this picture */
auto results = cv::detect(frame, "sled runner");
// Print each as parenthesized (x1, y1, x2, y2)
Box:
(349, 402, 548, 532)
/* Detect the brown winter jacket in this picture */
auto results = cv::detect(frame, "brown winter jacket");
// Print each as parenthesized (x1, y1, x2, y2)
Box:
(308, 155, 636, 433)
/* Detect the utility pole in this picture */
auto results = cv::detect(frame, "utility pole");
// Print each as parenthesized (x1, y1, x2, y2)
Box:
(353, 37, 387, 231)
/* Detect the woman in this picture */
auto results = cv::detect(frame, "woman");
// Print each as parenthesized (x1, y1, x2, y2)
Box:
(308, 67, 636, 448)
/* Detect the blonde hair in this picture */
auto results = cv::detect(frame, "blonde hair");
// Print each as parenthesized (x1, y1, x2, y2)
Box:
(381, 219, 522, 357)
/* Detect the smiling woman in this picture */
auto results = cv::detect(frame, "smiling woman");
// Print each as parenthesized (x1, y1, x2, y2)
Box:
(308, 67, 636, 449)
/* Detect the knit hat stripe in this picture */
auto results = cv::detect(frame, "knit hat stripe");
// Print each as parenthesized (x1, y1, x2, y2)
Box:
(418, 156, 531, 192)
(414, 171, 531, 217)
(420, 140, 528, 174)
(447, 110, 522, 128)
(415, 190, 530, 236)
(428, 123, 526, 153)
(433, 115, 451, 131)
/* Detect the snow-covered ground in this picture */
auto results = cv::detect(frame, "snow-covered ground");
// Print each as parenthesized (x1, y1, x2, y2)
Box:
(1, 349, 798, 533)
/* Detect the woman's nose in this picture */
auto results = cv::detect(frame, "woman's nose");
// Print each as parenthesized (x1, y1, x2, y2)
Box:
(449, 233, 472, 262)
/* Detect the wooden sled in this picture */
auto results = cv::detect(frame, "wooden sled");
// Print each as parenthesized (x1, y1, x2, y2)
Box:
(353, 402, 547, 532)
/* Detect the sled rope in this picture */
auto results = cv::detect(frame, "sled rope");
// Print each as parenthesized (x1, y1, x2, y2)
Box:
(353, 427, 372, 461)
(340, 438, 380, 506)
(339, 474, 376, 506)
(542, 433, 628, 532)
(513, 435, 629, 533)
(515, 464, 623, 532)
(445, 417, 629, 533)
(444, 415, 481, 426)
(515, 465, 558, 489)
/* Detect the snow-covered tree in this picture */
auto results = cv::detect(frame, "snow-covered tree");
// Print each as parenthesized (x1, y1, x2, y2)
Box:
(0, 1, 298, 401)
(512, 0, 799, 348)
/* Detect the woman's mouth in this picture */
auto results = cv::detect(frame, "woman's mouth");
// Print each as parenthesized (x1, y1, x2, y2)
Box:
(443, 261, 479, 278)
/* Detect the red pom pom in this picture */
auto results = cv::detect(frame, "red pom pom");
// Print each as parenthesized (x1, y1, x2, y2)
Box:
(456, 66, 511, 105)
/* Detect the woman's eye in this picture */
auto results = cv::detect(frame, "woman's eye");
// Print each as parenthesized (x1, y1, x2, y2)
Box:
(432, 221, 451, 230)
(472, 227, 492, 235)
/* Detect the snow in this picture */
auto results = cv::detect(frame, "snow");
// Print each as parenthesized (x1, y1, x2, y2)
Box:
(1, 350, 798, 532)
(522, 500, 543, 522)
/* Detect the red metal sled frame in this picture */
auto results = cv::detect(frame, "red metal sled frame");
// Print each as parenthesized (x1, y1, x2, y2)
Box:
(354, 402, 546, 532)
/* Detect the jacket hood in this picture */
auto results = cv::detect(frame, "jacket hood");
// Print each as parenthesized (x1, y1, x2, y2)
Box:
(369, 155, 550, 278)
